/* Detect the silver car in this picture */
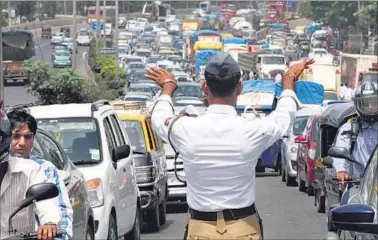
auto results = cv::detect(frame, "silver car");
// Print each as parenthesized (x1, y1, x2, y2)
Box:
(32, 128, 95, 240)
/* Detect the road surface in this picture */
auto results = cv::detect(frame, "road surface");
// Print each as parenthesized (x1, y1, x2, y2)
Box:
(143, 171, 327, 240)
(4, 23, 89, 106)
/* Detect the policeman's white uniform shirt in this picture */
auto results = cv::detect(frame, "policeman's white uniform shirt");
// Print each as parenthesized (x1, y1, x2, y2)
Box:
(275, 73, 282, 83)
(343, 87, 354, 100)
(339, 85, 347, 99)
(0, 157, 62, 239)
(151, 90, 300, 212)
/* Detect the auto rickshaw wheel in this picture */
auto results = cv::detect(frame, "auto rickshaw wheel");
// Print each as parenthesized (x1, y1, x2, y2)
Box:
(315, 189, 325, 213)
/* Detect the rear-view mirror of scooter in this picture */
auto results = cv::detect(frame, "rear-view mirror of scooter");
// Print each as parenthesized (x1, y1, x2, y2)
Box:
(8, 183, 59, 234)
(328, 146, 365, 172)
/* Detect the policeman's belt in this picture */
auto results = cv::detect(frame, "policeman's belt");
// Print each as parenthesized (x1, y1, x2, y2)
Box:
(190, 203, 257, 221)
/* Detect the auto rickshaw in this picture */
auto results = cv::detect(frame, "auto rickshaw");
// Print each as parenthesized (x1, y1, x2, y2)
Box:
(60, 26, 70, 37)
(41, 25, 52, 39)
(313, 102, 357, 231)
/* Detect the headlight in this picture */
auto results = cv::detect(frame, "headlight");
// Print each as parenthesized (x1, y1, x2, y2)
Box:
(290, 146, 297, 153)
(86, 178, 104, 208)
(136, 166, 156, 184)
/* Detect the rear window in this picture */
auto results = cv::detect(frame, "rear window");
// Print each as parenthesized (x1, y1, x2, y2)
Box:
(293, 116, 309, 136)
(55, 51, 70, 57)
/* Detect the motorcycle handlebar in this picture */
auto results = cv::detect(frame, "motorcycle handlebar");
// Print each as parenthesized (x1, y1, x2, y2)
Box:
(2, 232, 62, 240)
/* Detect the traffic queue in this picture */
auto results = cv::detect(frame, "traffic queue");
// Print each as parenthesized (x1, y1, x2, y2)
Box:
(1, 1, 378, 240)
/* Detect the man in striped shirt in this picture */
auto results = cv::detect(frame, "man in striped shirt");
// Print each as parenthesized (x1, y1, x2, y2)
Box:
(6, 109, 73, 239)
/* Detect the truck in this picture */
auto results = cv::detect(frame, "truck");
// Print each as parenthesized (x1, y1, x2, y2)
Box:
(158, 4, 168, 22)
(340, 53, 378, 89)
(2, 30, 35, 85)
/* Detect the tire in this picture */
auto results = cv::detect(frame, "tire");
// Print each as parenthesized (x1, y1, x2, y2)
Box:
(256, 159, 265, 173)
(325, 195, 337, 232)
(275, 154, 282, 175)
(286, 169, 297, 187)
(108, 215, 118, 240)
(85, 224, 95, 240)
(159, 199, 167, 225)
(315, 190, 326, 213)
(146, 204, 160, 232)
(306, 174, 315, 196)
(281, 162, 286, 182)
(124, 207, 141, 240)
(297, 171, 306, 192)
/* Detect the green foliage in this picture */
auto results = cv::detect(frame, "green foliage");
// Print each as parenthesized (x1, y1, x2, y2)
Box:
(355, 2, 377, 33)
(24, 60, 93, 104)
(298, 1, 358, 29)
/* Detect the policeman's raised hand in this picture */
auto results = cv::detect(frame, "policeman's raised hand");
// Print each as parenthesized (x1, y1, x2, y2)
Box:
(145, 67, 177, 88)
(285, 58, 315, 79)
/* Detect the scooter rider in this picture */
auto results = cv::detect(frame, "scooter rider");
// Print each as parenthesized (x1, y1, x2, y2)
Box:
(146, 54, 313, 240)
(333, 82, 378, 183)
(0, 102, 63, 240)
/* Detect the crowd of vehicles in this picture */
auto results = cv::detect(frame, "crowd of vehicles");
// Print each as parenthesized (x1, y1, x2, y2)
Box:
(2, 1, 378, 239)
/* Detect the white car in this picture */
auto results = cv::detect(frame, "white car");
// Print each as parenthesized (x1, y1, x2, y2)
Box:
(76, 30, 92, 46)
(51, 32, 64, 44)
(172, 71, 190, 82)
(29, 101, 142, 240)
(281, 105, 323, 186)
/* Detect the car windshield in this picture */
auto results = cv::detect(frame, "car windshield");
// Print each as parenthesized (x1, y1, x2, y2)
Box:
(148, 56, 161, 63)
(125, 58, 142, 64)
(136, 51, 150, 57)
(262, 57, 285, 65)
(37, 118, 101, 164)
(132, 71, 147, 80)
(173, 85, 202, 98)
(293, 116, 309, 136)
(124, 97, 149, 102)
(314, 50, 327, 55)
(324, 92, 339, 100)
(121, 120, 146, 153)
(129, 86, 152, 93)
(129, 63, 144, 69)
(55, 51, 70, 57)
(78, 31, 89, 36)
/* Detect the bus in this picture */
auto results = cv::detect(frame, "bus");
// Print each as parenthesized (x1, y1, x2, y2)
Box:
(87, 6, 116, 26)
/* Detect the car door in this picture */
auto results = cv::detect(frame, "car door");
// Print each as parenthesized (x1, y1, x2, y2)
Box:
(35, 131, 86, 239)
(107, 114, 135, 232)
(102, 115, 128, 234)
(348, 149, 378, 240)
(149, 119, 167, 198)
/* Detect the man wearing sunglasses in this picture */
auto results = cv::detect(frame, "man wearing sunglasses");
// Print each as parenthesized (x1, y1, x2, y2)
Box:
(6, 109, 73, 240)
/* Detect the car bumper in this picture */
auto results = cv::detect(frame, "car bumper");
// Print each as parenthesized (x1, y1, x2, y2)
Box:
(92, 205, 110, 240)
(286, 153, 298, 177)
(139, 189, 158, 210)
(53, 62, 71, 67)
(77, 40, 90, 45)
(167, 172, 186, 200)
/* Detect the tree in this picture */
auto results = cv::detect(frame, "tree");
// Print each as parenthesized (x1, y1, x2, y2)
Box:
(24, 60, 94, 104)
(355, 2, 377, 35)
(298, 1, 358, 30)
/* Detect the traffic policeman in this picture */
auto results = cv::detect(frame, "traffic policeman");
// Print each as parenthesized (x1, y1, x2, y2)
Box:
(146, 53, 314, 240)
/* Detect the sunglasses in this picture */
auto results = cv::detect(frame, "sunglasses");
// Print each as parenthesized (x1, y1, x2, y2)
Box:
(12, 133, 34, 141)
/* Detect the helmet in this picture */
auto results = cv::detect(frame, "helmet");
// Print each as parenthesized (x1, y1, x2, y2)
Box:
(353, 82, 378, 123)
(0, 104, 11, 162)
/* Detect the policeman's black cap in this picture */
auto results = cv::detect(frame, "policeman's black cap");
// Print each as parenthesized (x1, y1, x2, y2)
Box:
(205, 52, 240, 79)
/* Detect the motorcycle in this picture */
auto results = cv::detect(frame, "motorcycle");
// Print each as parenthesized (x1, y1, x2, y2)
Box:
(2, 183, 62, 240)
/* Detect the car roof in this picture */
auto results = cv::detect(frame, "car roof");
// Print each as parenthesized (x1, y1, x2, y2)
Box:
(29, 103, 113, 119)
(130, 83, 158, 87)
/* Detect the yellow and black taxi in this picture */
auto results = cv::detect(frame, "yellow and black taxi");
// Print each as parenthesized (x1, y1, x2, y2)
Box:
(111, 101, 168, 232)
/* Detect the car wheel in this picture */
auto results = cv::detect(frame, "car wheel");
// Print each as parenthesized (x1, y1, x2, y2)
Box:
(306, 173, 315, 196)
(286, 168, 297, 187)
(159, 199, 167, 225)
(85, 224, 94, 240)
(256, 159, 265, 173)
(124, 207, 141, 240)
(281, 161, 286, 182)
(297, 171, 306, 192)
(315, 189, 325, 213)
(108, 215, 118, 240)
(146, 203, 160, 232)
(325, 195, 337, 232)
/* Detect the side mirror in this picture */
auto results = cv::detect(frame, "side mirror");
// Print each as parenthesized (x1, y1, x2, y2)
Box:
(8, 183, 59, 233)
(328, 147, 356, 163)
(295, 135, 307, 144)
(60, 170, 71, 186)
(112, 144, 131, 162)
(323, 156, 333, 168)
(331, 204, 378, 234)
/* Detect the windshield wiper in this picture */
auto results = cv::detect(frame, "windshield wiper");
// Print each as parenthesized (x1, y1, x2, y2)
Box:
(73, 160, 100, 165)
